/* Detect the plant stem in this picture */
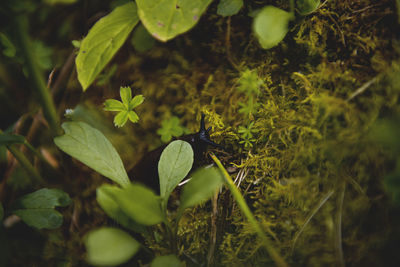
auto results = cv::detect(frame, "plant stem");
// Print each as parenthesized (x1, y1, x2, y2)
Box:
(14, 15, 62, 136)
(289, 0, 295, 16)
(7, 144, 44, 185)
(210, 153, 288, 267)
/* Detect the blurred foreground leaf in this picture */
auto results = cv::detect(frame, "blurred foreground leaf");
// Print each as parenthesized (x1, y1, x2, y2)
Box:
(253, 6, 293, 49)
(136, 0, 212, 41)
(85, 227, 140, 266)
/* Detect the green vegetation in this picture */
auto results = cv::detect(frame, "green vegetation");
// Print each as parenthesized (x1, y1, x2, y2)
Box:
(1, 0, 400, 266)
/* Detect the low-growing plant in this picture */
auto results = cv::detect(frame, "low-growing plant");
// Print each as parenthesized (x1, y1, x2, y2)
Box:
(104, 86, 145, 128)
(54, 121, 225, 265)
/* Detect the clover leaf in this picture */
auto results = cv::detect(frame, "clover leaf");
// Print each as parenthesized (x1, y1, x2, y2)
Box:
(238, 97, 261, 118)
(156, 116, 188, 143)
(104, 86, 144, 127)
(238, 122, 258, 148)
(237, 69, 263, 96)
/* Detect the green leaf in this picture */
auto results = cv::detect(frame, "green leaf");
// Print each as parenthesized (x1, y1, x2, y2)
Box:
(131, 24, 156, 52)
(85, 227, 140, 266)
(12, 188, 71, 209)
(75, 2, 139, 91)
(0, 132, 26, 146)
(0, 33, 16, 58)
(13, 209, 64, 229)
(97, 185, 146, 232)
(12, 188, 71, 229)
(104, 99, 125, 111)
(54, 122, 130, 187)
(112, 184, 165, 226)
(217, 0, 243, 17)
(114, 111, 129, 127)
(179, 167, 224, 211)
(120, 86, 132, 108)
(157, 116, 187, 143)
(297, 0, 320, 15)
(252, 6, 293, 49)
(129, 95, 145, 109)
(136, 0, 213, 42)
(128, 111, 139, 123)
(151, 255, 182, 267)
(158, 140, 194, 201)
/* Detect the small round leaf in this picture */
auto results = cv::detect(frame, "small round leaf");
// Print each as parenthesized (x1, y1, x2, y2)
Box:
(85, 227, 140, 266)
(253, 6, 293, 49)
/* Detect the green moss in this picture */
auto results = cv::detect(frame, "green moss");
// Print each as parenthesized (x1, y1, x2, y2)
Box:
(53, 0, 400, 265)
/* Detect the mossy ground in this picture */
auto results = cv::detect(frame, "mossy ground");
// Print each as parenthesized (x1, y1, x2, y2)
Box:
(2, 0, 400, 266)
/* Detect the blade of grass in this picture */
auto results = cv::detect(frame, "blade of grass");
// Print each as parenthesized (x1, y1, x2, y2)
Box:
(14, 15, 61, 136)
(210, 153, 288, 267)
(335, 183, 345, 267)
(290, 189, 334, 255)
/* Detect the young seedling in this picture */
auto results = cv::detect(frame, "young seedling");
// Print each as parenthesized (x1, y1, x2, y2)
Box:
(104, 86, 144, 128)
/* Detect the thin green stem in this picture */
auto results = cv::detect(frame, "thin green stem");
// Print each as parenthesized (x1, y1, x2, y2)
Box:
(7, 144, 44, 185)
(211, 153, 288, 267)
(289, 0, 295, 17)
(14, 15, 62, 136)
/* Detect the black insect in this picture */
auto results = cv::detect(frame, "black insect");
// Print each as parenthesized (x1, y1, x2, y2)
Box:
(128, 114, 222, 192)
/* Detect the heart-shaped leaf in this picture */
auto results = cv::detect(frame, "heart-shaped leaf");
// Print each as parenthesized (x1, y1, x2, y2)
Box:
(12, 188, 71, 229)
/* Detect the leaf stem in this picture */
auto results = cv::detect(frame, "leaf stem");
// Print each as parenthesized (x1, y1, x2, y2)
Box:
(6, 144, 44, 185)
(14, 15, 62, 136)
(210, 153, 288, 267)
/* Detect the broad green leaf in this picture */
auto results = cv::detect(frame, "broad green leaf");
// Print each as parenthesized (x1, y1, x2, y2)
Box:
(85, 227, 140, 266)
(76, 2, 139, 91)
(217, 0, 243, 17)
(12, 188, 71, 229)
(112, 184, 164, 225)
(151, 255, 182, 267)
(13, 209, 63, 229)
(179, 167, 223, 211)
(0, 133, 25, 146)
(252, 6, 293, 49)
(0, 202, 3, 221)
(158, 140, 194, 201)
(131, 24, 156, 52)
(136, 0, 213, 42)
(120, 86, 132, 108)
(297, 0, 320, 15)
(114, 111, 129, 127)
(96, 184, 146, 232)
(104, 99, 125, 111)
(54, 122, 130, 187)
